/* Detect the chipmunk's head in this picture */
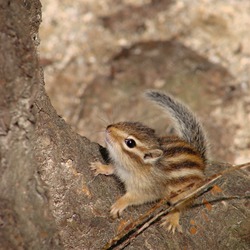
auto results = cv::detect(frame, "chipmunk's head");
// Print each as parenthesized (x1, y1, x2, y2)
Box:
(105, 122, 163, 168)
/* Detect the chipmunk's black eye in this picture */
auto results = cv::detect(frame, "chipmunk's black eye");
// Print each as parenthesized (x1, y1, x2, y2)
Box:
(125, 139, 136, 148)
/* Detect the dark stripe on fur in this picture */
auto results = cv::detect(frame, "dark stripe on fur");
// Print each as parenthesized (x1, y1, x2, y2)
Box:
(164, 146, 198, 158)
(166, 160, 203, 170)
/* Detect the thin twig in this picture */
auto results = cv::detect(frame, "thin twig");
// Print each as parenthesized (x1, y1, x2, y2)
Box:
(103, 162, 250, 250)
(192, 194, 250, 208)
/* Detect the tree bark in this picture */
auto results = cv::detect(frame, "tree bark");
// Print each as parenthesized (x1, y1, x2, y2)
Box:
(0, 1, 249, 249)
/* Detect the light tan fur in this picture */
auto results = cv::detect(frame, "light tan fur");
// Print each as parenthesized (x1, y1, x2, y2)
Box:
(90, 91, 208, 233)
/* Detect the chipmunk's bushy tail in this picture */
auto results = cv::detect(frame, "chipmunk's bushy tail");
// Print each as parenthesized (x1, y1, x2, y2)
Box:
(145, 90, 208, 162)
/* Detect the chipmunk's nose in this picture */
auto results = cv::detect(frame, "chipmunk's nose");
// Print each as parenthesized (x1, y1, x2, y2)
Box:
(106, 124, 112, 130)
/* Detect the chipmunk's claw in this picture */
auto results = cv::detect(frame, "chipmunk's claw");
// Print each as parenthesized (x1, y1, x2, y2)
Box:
(110, 203, 123, 219)
(161, 211, 183, 234)
(110, 195, 131, 219)
(161, 220, 183, 234)
(90, 161, 114, 176)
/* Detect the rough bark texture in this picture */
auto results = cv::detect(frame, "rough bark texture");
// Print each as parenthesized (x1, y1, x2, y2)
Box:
(0, 1, 249, 250)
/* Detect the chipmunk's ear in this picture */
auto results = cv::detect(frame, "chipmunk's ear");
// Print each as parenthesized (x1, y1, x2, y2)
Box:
(143, 149, 163, 164)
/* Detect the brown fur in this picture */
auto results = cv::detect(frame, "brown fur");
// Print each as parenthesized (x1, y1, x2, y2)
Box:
(90, 91, 208, 233)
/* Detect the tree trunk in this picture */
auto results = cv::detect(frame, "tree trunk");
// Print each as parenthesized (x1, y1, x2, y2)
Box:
(0, 1, 248, 249)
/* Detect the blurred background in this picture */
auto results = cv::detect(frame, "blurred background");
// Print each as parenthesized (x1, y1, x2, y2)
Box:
(39, 0, 250, 164)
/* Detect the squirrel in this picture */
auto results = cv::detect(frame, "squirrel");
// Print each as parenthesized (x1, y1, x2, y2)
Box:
(90, 90, 208, 233)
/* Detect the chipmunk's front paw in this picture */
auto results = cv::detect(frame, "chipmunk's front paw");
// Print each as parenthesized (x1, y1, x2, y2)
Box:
(90, 161, 114, 176)
(110, 195, 130, 219)
(110, 201, 125, 219)
(161, 211, 183, 234)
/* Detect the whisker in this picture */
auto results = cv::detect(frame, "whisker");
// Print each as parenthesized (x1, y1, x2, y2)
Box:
(108, 108, 115, 124)
(109, 100, 125, 124)
(97, 115, 109, 127)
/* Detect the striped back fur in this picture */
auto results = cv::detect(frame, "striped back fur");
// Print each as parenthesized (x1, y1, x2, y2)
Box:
(145, 91, 208, 162)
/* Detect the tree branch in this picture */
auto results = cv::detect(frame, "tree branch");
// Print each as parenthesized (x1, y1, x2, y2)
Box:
(104, 162, 250, 250)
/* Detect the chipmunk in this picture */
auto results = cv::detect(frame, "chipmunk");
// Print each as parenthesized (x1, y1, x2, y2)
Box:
(90, 90, 208, 233)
